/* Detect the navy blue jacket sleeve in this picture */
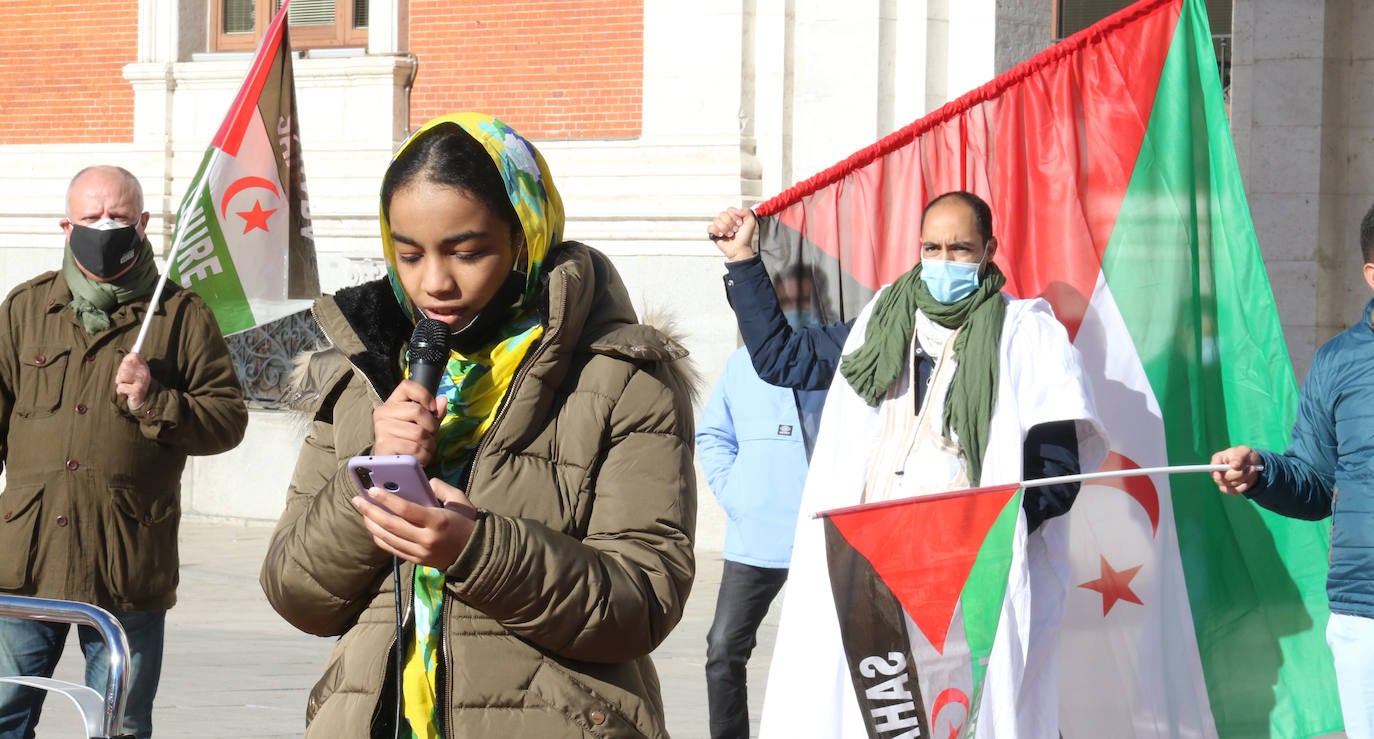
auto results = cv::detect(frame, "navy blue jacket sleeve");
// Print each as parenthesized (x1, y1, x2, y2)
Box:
(723, 256, 853, 391)
(1246, 357, 1337, 520)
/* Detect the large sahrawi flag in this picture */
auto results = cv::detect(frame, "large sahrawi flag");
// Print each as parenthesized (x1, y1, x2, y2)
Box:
(167, 0, 318, 335)
(756, 0, 1342, 736)
(820, 484, 1023, 738)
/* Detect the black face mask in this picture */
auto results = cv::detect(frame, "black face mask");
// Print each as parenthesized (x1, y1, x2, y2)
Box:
(447, 271, 528, 354)
(69, 223, 141, 279)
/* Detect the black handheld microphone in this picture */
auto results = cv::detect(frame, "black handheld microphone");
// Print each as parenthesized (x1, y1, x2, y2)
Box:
(407, 318, 450, 396)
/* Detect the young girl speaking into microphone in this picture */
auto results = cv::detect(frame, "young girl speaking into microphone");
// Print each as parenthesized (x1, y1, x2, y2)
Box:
(262, 113, 698, 738)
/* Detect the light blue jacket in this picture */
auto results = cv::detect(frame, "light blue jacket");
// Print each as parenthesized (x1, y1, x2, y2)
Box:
(696, 347, 809, 568)
(1248, 297, 1374, 618)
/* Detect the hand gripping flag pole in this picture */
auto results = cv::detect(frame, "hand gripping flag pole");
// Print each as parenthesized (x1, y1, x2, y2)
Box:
(1017, 462, 1257, 491)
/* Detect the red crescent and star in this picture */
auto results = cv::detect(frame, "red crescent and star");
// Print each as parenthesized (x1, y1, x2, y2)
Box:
(931, 688, 970, 739)
(220, 176, 280, 234)
(1076, 451, 1157, 615)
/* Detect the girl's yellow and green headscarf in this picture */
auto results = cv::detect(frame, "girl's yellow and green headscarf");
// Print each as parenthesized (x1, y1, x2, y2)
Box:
(381, 112, 565, 322)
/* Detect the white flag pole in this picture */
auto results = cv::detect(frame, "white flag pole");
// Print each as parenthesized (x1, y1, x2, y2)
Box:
(130, 150, 224, 355)
(1017, 462, 1259, 490)
(816, 463, 1262, 518)
(129, 259, 176, 356)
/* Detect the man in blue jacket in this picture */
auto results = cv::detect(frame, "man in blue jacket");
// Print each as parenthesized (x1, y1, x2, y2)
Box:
(697, 343, 809, 739)
(1211, 201, 1374, 739)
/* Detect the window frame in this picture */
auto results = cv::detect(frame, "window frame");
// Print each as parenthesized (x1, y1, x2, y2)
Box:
(211, 0, 368, 53)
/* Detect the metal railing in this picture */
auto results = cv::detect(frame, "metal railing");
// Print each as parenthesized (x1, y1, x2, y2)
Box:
(0, 595, 130, 739)
(225, 307, 325, 410)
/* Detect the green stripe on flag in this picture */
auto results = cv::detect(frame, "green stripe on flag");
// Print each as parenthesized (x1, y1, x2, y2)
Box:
(1100, 0, 1340, 736)
(169, 183, 255, 335)
(962, 489, 1021, 698)
(962, 489, 1022, 739)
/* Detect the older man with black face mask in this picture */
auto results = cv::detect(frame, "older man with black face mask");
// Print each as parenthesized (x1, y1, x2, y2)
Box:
(0, 165, 248, 739)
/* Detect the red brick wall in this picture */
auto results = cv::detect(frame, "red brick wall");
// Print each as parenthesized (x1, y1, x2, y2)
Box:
(0, 0, 138, 143)
(408, 0, 643, 139)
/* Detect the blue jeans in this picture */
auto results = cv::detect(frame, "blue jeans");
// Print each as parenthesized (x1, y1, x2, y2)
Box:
(0, 610, 165, 739)
(1329, 611, 1374, 739)
(705, 560, 787, 739)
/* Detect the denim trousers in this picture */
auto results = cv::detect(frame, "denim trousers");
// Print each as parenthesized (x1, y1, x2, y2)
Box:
(0, 610, 166, 739)
(705, 560, 788, 739)
(1328, 611, 1374, 739)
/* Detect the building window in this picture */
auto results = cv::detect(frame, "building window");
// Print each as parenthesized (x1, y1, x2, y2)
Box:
(1055, 0, 1231, 39)
(213, 0, 368, 53)
(1055, 0, 1232, 90)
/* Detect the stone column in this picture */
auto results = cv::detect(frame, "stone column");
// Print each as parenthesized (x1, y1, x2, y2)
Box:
(1231, 0, 1372, 377)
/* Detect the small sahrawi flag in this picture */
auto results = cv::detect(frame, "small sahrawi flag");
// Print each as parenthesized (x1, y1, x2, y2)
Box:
(821, 484, 1022, 739)
(167, 0, 318, 335)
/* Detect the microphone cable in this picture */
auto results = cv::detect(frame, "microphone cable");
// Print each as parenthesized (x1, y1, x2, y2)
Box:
(391, 317, 449, 738)
(392, 555, 404, 739)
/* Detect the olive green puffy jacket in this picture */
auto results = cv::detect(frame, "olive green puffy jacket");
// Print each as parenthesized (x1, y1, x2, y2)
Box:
(261, 243, 697, 738)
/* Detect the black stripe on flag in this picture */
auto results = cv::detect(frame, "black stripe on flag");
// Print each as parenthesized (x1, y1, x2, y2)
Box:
(824, 517, 929, 739)
(757, 214, 876, 325)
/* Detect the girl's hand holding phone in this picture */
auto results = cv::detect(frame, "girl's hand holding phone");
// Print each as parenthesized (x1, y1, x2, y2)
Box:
(349, 455, 481, 568)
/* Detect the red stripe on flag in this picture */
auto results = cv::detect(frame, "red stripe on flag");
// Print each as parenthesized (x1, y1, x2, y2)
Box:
(211, 1, 290, 157)
(754, 0, 1177, 218)
(758, 0, 1181, 337)
(990, 0, 1178, 336)
(822, 483, 1020, 654)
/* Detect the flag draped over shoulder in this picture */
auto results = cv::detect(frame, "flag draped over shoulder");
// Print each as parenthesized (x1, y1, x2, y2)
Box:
(755, 0, 1342, 736)
(167, 0, 318, 335)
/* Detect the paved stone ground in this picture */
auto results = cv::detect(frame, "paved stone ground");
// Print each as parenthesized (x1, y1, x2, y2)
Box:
(27, 519, 1346, 739)
(33, 519, 780, 738)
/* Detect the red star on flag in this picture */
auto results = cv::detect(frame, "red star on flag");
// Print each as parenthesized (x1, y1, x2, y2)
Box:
(237, 200, 277, 234)
(1079, 556, 1144, 616)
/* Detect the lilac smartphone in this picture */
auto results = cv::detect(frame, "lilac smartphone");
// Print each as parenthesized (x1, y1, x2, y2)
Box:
(347, 454, 439, 512)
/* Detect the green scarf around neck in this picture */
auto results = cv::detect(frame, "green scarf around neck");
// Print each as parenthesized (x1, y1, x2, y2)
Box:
(838, 261, 1007, 485)
(62, 239, 161, 336)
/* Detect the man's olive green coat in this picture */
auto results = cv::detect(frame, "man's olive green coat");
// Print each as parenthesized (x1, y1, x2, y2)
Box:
(0, 271, 247, 611)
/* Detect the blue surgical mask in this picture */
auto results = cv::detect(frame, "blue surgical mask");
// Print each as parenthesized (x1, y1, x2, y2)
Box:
(919, 258, 981, 304)
(783, 309, 814, 330)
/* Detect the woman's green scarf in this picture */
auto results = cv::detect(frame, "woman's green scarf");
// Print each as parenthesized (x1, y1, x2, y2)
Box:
(62, 239, 161, 336)
(838, 261, 1007, 485)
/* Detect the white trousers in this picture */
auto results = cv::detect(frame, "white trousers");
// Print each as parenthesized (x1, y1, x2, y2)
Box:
(1327, 611, 1374, 739)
